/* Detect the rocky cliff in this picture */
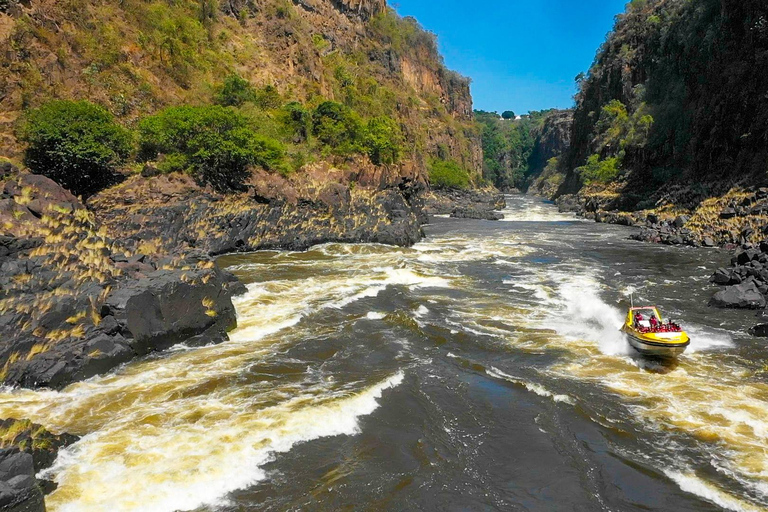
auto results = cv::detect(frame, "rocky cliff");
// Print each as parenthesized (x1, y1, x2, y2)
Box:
(559, 0, 768, 202)
(0, 0, 481, 176)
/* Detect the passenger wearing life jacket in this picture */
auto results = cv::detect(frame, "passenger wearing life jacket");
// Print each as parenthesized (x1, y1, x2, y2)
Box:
(634, 312, 644, 326)
(649, 314, 659, 331)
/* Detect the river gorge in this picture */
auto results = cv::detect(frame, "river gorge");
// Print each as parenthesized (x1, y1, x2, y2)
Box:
(0, 196, 766, 512)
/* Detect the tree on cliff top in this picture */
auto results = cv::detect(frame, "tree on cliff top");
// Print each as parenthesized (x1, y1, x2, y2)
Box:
(21, 100, 134, 197)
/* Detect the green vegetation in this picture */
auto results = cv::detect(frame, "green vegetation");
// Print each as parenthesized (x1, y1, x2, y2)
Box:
(362, 117, 403, 165)
(565, 0, 768, 196)
(312, 101, 363, 156)
(139, 105, 288, 190)
(20, 100, 133, 197)
(474, 109, 550, 190)
(428, 159, 471, 190)
(577, 154, 621, 184)
(501, 111, 515, 120)
(215, 74, 257, 107)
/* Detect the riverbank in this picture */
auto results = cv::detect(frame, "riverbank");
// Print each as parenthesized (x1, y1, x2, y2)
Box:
(0, 195, 760, 511)
(0, 159, 503, 510)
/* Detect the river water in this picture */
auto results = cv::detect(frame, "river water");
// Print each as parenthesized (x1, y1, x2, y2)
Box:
(0, 195, 767, 511)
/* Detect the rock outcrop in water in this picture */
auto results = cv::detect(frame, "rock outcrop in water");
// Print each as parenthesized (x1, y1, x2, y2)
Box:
(0, 419, 77, 512)
(89, 161, 426, 255)
(0, 164, 241, 390)
(425, 189, 505, 220)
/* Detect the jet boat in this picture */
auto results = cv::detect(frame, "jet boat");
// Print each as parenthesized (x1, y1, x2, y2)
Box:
(620, 306, 690, 358)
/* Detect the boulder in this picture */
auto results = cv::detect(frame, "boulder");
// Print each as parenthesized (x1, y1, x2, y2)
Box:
(710, 281, 767, 309)
(720, 207, 737, 219)
(101, 267, 237, 355)
(673, 215, 689, 228)
(450, 207, 504, 221)
(749, 324, 768, 337)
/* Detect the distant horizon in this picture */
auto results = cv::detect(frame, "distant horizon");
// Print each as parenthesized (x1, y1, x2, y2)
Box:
(391, 0, 628, 115)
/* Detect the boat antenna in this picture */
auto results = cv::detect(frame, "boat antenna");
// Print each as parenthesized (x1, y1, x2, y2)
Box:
(630, 293, 634, 308)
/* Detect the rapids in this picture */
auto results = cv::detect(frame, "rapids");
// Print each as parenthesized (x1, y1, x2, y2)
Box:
(0, 195, 767, 511)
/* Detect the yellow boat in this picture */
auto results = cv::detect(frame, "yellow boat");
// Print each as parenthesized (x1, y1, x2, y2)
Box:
(620, 306, 690, 358)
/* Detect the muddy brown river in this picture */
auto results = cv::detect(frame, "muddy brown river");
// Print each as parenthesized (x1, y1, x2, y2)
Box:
(0, 195, 766, 511)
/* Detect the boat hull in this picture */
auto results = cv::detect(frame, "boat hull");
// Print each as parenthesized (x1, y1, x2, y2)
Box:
(624, 333, 690, 358)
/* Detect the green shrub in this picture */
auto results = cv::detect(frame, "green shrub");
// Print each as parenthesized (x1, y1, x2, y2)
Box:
(280, 102, 312, 142)
(578, 154, 621, 184)
(138, 105, 287, 191)
(428, 159, 471, 189)
(362, 116, 403, 165)
(312, 101, 363, 155)
(254, 85, 282, 110)
(21, 100, 133, 197)
(215, 74, 257, 107)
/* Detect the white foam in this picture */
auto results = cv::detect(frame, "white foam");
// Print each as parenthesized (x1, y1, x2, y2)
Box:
(664, 471, 764, 512)
(487, 367, 574, 404)
(547, 277, 633, 356)
(366, 312, 386, 320)
(43, 372, 405, 512)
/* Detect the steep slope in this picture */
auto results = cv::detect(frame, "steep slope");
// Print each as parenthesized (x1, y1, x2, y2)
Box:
(0, 0, 481, 174)
(561, 0, 768, 205)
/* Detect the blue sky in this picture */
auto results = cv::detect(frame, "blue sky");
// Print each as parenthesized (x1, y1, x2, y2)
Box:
(391, 0, 629, 114)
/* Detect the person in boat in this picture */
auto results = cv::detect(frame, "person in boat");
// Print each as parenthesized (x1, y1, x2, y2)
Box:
(634, 312, 644, 326)
(649, 314, 659, 330)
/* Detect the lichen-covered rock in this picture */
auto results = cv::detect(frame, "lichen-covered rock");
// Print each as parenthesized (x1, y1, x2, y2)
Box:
(0, 170, 242, 390)
(0, 419, 78, 511)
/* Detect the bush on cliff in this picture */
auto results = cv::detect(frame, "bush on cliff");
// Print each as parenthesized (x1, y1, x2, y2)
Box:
(577, 154, 621, 184)
(428, 159, 471, 190)
(363, 116, 403, 165)
(280, 102, 312, 143)
(312, 101, 363, 156)
(214, 74, 257, 107)
(139, 105, 288, 190)
(20, 100, 134, 197)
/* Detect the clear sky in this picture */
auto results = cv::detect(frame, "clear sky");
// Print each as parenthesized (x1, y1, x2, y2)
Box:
(392, 0, 629, 115)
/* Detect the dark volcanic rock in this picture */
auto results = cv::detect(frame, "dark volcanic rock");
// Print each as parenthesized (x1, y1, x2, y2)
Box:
(0, 449, 43, 512)
(101, 266, 237, 355)
(426, 188, 505, 217)
(0, 419, 78, 511)
(90, 163, 427, 255)
(0, 170, 244, 390)
(710, 281, 766, 309)
(450, 207, 504, 221)
(749, 323, 768, 337)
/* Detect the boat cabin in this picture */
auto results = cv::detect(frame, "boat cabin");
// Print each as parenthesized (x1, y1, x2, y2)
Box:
(626, 306, 682, 333)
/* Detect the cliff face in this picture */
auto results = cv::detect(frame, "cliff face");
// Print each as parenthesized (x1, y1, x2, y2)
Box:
(561, 0, 768, 203)
(0, 0, 480, 176)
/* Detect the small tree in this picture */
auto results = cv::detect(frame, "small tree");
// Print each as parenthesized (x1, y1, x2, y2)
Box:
(363, 116, 403, 165)
(21, 100, 133, 197)
(501, 111, 516, 120)
(312, 101, 363, 155)
(139, 105, 288, 191)
(215, 74, 257, 107)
